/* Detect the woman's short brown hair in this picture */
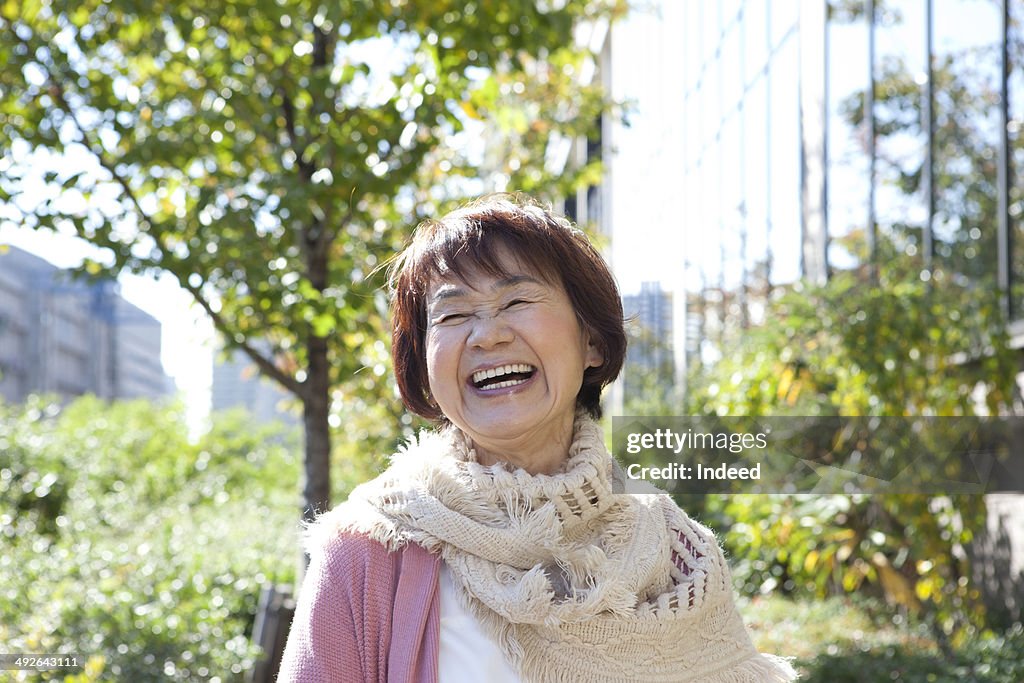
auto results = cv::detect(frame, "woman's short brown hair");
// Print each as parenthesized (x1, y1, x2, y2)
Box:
(388, 194, 626, 422)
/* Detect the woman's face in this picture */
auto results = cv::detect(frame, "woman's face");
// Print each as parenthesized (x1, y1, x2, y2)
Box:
(424, 247, 603, 468)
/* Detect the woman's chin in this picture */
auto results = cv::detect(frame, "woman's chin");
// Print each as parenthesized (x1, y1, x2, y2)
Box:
(460, 412, 541, 443)
(457, 405, 576, 453)
(458, 382, 545, 432)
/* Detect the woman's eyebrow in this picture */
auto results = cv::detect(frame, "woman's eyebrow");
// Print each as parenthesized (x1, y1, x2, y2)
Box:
(494, 274, 544, 290)
(429, 275, 543, 304)
(428, 285, 468, 304)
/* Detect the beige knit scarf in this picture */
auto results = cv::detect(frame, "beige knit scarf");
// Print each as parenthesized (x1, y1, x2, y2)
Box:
(312, 416, 798, 682)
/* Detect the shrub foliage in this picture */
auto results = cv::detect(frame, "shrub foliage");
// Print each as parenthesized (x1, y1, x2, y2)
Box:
(622, 258, 1020, 646)
(0, 396, 303, 681)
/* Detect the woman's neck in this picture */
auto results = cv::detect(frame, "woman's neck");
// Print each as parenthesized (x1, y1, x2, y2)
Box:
(470, 417, 576, 475)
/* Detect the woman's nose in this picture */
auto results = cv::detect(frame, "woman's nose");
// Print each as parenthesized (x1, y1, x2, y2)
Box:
(467, 313, 515, 348)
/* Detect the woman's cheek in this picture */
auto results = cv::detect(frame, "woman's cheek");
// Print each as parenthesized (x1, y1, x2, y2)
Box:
(425, 328, 457, 376)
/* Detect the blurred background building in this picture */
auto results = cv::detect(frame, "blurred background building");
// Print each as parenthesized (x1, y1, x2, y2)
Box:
(0, 245, 172, 402)
(605, 0, 1022, 405)
(621, 281, 674, 401)
(211, 346, 299, 427)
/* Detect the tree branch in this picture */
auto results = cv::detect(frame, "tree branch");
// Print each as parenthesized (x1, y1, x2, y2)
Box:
(276, 71, 315, 182)
(32, 44, 305, 400)
(180, 280, 306, 398)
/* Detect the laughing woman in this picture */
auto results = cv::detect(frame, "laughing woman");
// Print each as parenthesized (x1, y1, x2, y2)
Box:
(278, 195, 797, 682)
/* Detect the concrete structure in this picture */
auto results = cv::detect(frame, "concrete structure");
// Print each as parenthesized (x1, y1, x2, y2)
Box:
(600, 2, 688, 401)
(626, 0, 1023, 351)
(0, 246, 171, 402)
(211, 346, 299, 426)
(621, 281, 674, 406)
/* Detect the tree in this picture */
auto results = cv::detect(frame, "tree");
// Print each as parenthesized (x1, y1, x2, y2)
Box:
(0, 0, 622, 522)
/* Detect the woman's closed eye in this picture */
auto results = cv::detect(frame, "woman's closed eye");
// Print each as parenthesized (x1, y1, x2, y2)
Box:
(432, 299, 533, 325)
(434, 311, 471, 325)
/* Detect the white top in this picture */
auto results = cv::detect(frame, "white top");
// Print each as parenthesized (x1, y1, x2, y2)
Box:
(438, 564, 521, 682)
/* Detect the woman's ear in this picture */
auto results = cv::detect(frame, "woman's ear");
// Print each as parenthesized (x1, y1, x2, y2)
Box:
(585, 338, 604, 369)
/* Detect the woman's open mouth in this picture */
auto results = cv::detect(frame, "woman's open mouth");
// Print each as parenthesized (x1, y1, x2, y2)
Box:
(471, 363, 536, 391)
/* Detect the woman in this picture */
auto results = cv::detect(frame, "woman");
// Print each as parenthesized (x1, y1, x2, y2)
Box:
(278, 195, 797, 682)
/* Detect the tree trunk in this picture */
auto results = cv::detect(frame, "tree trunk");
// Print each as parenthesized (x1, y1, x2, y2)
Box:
(300, 206, 332, 565)
(297, 333, 331, 583)
(302, 333, 332, 525)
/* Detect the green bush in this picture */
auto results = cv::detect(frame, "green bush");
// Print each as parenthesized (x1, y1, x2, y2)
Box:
(797, 625, 1024, 683)
(742, 596, 1024, 682)
(698, 491, 990, 639)
(676, 262, 1017, 640)
(0, 397, 304, 681)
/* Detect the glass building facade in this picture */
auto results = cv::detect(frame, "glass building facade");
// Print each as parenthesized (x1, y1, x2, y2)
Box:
(677, 0, 1023, 353)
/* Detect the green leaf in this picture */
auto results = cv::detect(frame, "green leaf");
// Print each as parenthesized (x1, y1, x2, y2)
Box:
(310, 312, 336, 337)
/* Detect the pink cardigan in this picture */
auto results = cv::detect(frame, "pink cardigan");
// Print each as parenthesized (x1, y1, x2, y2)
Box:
(277, 533, 442, 683)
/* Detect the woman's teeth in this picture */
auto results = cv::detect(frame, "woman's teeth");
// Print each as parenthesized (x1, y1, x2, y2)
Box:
(472, 363, 535, 389)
